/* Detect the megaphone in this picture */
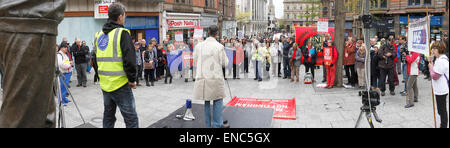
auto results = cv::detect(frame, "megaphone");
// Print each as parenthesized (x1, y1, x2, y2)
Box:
(183, 99, 195, 121)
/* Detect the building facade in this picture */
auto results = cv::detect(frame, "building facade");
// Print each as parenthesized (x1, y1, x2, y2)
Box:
(283, 0, 321, 33)
(322, 0, 448, 40)
(236, 0, 268, 36)
(59, 0, 163, 49)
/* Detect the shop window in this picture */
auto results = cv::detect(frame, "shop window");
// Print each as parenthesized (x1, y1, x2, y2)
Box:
(408, 0, 420, 6)
(424, 0, 432, 6)
(380, 0, 387, 8)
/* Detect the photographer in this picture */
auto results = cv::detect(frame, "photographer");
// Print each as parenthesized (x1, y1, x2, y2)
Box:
(377, 38, 397, 96)
(398, 36, 408, 96)
(404, 50, 421, 108)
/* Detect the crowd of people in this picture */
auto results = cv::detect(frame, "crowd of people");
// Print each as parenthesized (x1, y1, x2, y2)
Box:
(54, 15, 449, 127)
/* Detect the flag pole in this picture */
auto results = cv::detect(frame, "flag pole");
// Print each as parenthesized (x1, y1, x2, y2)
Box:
(427, 6, 437, 128)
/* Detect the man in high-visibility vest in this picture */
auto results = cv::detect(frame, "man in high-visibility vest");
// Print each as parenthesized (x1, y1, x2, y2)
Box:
(95, 2, 138, 128)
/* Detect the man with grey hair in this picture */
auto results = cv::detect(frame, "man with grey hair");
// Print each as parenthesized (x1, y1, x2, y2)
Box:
(71, 37, 89, 87)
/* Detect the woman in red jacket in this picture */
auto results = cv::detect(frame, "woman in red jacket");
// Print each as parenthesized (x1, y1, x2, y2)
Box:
(325, 40, 338, 88)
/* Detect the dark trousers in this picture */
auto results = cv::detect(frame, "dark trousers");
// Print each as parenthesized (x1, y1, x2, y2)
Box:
(244, 57, 249, 73)
(157, 65, 164, 78)
(344, 64, 357, 86)
(233, 64, 238, 78)
(94, 66, 99, 83)
(283, 57, 291, 77)
(102, 83, 139, 128)
(144, 69, 155, 83)
(137, 64, 143, 79)
(305, 63, 315, 79)
(164, 65, 172, 82)
(75, 62, 88, 85)
(0, 32, 56, 128)
(371, 74, 379, 88)
(278, 63, 282, 76)
(136, 65, 142, 84)
(436, 94, 449, 128)
(379, 68, 395, 92)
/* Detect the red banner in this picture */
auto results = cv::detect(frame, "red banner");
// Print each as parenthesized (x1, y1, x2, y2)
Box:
(295, 26, 335, 47)
(226, 97, 296, 120)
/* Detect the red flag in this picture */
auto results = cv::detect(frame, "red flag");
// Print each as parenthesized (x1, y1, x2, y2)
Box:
(295, 26, 335, 47)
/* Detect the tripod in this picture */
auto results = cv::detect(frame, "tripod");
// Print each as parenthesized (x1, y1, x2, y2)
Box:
(354, 104, 382, 128)
(54, 64, 86, 128)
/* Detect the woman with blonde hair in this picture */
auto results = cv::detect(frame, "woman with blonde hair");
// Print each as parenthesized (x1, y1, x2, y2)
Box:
(289, 43, 302, 82)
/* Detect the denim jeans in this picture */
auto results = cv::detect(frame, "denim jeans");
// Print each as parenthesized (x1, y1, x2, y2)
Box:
(59, 72, 71, 104)
(204, 99, 223, 128)
(102, 83, 139, 128)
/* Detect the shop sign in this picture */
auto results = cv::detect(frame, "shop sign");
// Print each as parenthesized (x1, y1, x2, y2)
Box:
(94, 0, 115, 19)
(167, 19, 199, 29)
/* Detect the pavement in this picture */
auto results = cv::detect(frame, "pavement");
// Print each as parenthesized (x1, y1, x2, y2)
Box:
(0, 63, 446, 128)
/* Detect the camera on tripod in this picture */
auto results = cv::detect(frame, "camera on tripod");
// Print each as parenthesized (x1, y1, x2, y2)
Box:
(358, 90, 380, 107)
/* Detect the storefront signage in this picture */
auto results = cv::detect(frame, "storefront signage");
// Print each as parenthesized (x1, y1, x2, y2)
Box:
(94, 0, 115, 19)
(167, 19, 199, 29)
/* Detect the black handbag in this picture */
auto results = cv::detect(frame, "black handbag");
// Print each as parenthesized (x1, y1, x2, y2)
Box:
(265, 57, 270, 71)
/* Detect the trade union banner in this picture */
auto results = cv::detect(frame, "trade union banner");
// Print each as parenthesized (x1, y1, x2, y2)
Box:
(408, 17, 430, 56)
(295, 26, 335, 47)
(226, 97, 297, 120)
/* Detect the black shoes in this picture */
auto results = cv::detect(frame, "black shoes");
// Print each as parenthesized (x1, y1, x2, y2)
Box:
(404, 104, 414, 108)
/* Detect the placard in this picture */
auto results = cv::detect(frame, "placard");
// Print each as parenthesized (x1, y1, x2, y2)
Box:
(193, 27, 204, 39)
(317, 18, 329, 33)
(408, 17, 430, 56)
(175, 31, 183, 43)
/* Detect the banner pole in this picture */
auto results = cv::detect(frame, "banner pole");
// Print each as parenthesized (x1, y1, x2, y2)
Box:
(427, 6, 438, 128)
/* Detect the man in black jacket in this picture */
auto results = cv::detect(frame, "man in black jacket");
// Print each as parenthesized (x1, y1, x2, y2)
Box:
(282, 37, 293, 79)
(377, 38, 397, 96)
(71, 38, 89, 87)
(96, 2, 138, 128)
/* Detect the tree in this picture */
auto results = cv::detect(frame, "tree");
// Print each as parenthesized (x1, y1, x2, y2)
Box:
(334, 0, 346, 87)
(296, 0, 322, 26)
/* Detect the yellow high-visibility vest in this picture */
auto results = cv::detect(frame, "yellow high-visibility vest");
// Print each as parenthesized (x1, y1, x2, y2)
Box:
(95, 28, 131, 92)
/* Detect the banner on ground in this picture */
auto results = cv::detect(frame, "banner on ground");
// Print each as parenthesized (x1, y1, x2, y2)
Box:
(295, 26, 335, 48)
(317, 18, 329, 34)
(226, 97, 297, 120)
(408, 17, 430, 56)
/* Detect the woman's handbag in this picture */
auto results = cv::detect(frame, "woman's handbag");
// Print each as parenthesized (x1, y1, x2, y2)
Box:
(144, 61, 154, 69)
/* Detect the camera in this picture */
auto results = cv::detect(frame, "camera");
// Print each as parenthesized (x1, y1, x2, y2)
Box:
(400, 47, 409, 63)
(358, 90, 380, 107)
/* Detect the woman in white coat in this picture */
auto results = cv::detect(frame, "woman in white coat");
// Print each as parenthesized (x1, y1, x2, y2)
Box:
(193, 25, 229, 128)
(270, 38, 282, 77)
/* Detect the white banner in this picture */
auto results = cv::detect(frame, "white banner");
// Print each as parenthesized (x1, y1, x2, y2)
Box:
(408, 17, 430, 56)
(94, 0, 115, 19)
(317, 18, 329, 33)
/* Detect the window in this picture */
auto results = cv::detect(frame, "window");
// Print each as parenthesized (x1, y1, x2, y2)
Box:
(370, 0, 378, 9)
(424, 0, 432, 6)
(408, 0, 420, 6)
(205, 0, 215, 8)
(176, 0, 190, 5)
(380, 0, 387, 8)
